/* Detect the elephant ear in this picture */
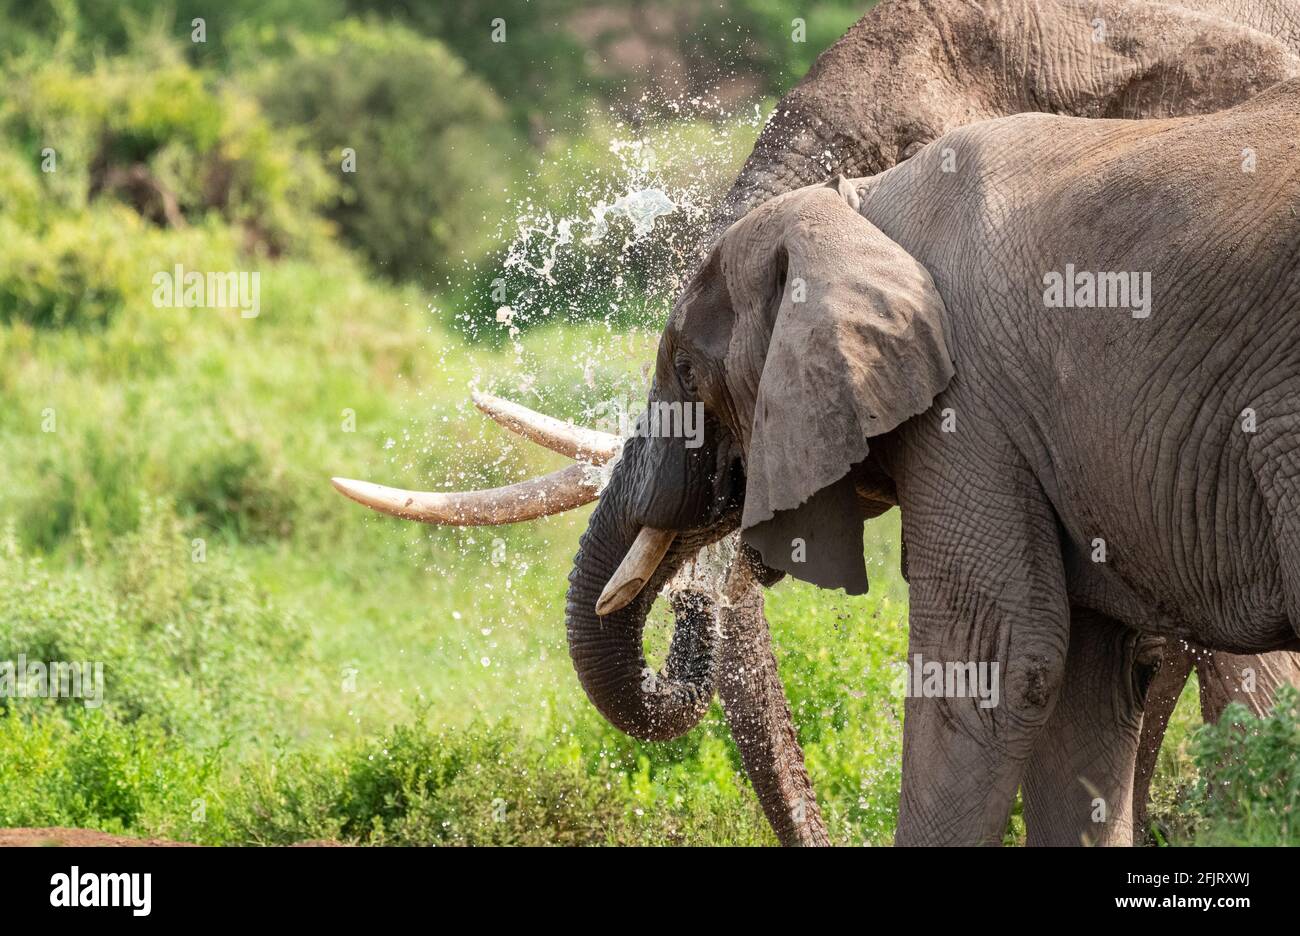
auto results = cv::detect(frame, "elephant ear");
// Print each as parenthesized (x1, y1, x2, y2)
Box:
(740, 177, 953, 592)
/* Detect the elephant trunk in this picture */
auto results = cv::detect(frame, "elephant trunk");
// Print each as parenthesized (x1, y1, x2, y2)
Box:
(565, 479, 717, 742)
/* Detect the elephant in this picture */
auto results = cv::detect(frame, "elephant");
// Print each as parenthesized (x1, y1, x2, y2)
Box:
(709, 0, 1300, 841)
(572, 75, 1300, 843)
(698, 0, 1300, 841)
(335, 0, 1300, 845)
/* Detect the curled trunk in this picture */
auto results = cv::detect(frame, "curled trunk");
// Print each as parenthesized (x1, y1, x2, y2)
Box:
(565, 469, 721, 741)
(568, 485, 830, 842)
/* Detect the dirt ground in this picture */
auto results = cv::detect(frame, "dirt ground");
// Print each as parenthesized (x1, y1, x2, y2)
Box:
(0, 827, 192, 847)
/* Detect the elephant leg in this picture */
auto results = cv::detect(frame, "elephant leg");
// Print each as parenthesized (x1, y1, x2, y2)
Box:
(1023, 608, 1148, 846)
(710, 548, 829, 846)
(894, 434, 1070, 845)
(1195, 649, 1300, 721)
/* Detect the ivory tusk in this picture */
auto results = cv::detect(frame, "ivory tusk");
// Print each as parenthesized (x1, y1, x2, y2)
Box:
(595, 526, 677, 616)
(331, 463, 599, 526)
(472, 391, 623, 463)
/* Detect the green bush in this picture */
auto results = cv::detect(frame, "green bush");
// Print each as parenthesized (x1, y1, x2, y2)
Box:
(0, 210, 140, 328)
(0, 204, 258, 330)
(343, 0, 594, 131)
(173, 433, 299, 542)
(0, 707, 217, 833)
(226, 716, 628, 845)
(255, 19, 518, 282)
(0, 49, 335, 257)
(0, 0, 346, 64)
(0, 704, 777, 845)
(0, 143, 43, 226)
(0, 504, 311, 740)
(1188, 685, 1300, 844)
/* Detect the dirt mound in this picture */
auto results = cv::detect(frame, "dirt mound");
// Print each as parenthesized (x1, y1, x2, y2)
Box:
(0, 828, 347, 847)
(0, 827, 193, 847)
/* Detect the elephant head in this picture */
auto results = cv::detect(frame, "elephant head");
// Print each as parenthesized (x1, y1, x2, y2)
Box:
(564, 177, 954, 737)
(712, 0, 1300, 239)
(332, 176, 952, 746)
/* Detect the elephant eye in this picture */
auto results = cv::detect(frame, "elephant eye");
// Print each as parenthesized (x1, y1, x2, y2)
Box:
(674, 353, 699, 396)
(899, 139, 927, 161)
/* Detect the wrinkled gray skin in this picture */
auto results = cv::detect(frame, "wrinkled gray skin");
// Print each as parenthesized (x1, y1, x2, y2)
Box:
(578, 80, 1300, 845)
(568, 0, 1300, 846)
(614, 0, 1300, 846)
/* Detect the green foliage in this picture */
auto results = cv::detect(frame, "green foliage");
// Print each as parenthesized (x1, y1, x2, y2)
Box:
(1136, 675, 1203, 845)
(0, 707, 216, 833)
(0, 144, 43, 225)
(0, 209, 141, 328)
(0, 48, 335, 260)
(0, 0, 346, 63)
(0, 503, 311, 740)
(682, 0, 872, 96)
(344, 0, 594, 130)
(224, 715, 637, 845)
(255, 19, 518, 282)
(1187, 686, 1300, 844)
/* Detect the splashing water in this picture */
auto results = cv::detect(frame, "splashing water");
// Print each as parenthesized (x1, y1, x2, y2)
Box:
(664, 535, 741, 606)
(371, 99, 769, 720)
(584, 188, 678, 243)
(416, 99, 766, 457)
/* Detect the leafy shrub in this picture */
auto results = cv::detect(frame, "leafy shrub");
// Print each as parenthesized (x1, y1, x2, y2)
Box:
(226, 717, 626, 845)
(0, 707, 217, 833)
(0, 504, 311, 739)
(0, 143, 43, 226)
(0, 203, 258, 331)
(255, 19, 518, 282)
(173, 433, 299, 542)
(0, 532, 171, 725)
(0, 705, 776, 845)
(0, 49, 334, 257)
(0, 0, 346, 66)
(0, 210, 141, 328)
(1188, 686, 1300, 844)
(343, 0, 594, 130)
